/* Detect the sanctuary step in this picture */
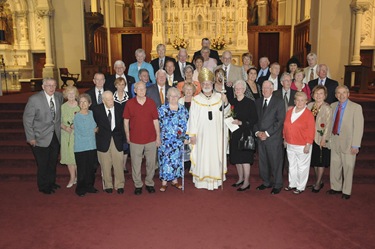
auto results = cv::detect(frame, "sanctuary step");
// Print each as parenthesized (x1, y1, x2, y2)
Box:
(0, 92, 374, 182)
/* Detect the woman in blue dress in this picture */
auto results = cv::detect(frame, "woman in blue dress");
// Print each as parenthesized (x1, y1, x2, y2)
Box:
(158, 87, 189, 192)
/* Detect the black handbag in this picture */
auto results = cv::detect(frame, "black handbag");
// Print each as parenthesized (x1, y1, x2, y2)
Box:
(238, 130, 255, 151)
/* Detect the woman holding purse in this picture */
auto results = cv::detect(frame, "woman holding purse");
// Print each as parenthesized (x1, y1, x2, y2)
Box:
(229, 80, 258, 191)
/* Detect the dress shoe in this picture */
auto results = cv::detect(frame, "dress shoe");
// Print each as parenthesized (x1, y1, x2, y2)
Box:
(256, 184, 271, 190)
(117, 188, 124, 194)
(87, 187, 99, 193)
(134, 187, 142, 195)
(146, 185, 156, 193)
(237, 185, 250, 191)
(124, 169, 129, 174)
(66, 182, 74, 188)
(284, 186, 296, 191)
(104, 188, 113, 194)
(77, 193, 85, 197)
(232, 181, 244, 188)
(326, 189, 342, 195)
(342, 194, 351, 200)
(312, 183, 324, 193)
(52, 184, 61, 190)
(271, 188, 281, 195)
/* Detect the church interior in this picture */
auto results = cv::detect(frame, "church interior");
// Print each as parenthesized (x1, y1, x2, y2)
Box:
(0, 0, 374, 94)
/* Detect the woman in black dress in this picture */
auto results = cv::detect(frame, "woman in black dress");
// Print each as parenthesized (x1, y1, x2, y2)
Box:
(245, 67, 261, 101)
(230, 80, 258, 191)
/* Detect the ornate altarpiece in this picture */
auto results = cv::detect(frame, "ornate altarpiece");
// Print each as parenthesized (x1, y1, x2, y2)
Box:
(151, 0, 248, 63)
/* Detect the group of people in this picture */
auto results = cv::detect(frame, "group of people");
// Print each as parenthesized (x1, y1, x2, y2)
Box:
(23, 38, 364, 200)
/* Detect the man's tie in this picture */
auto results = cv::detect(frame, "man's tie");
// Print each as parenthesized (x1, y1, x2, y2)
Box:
(159, 88, 165, 105)
(284, 92, 288, 111)
(159, 58, 163, 69)
(263, 98, 268, 112)
(182, 63, 186, 78)
(98, 90, 102, 104)
(50, 97, 55, 120)
(108, 109, 112, 129)
(168, 76, 173, 86)
(262, 70, 265, 77)
(223, 66, 228, 82)
(310, 68, 314, 82)
(319, 79, 324, 86)
(332, 104, 341, 135)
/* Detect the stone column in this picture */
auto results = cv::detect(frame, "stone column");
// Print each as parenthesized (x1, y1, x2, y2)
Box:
(16, 11, 30, 49)
(134, 1, 144, 27)
(257, 0, 268, 26)
(350, 1, 370, 65)
(37, 8, 55, 78)
(277, 0, 286, 25)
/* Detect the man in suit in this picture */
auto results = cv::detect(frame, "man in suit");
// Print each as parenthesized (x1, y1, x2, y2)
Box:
(256, 57, 271, 81)
(105, 60, 135, 93)
(146, 69, 171, 107)
(254, 80, 286, 194)
(274, 72, 296, 111)
(92, 91, 125, 194)
(192, 38, 222, 65)
(150, 44, 174, 73)
(174, 48, 194, 81)
(303, 53, 331, 84)
(308, 64, 338, 104)
(86, 72, 106, 109)
(257, 62, 282, 91)
(23, 78, 64, 194)
(165, 59, 183, 85)
(214, 50, 242, 87)
(327, 85, 364, 200)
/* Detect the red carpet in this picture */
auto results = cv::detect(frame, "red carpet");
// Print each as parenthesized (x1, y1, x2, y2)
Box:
(1, 91, 375, 249)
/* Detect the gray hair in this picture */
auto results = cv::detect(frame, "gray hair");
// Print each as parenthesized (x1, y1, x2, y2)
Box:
(134, 81, 146, 90)
(135, 48, 146, 57)
(307, 53, 317, 60)
(167, 87, 181, 99)
(113, 60, 125, 68)
(316, 64, 329, 74)
(42, 77, 56, 86)
(138, 68, 149, 77)
(280, 72, 292, 82)
(156, 44, 166, 50)
(184, 65, 194, 74)
(155, 69, 167, 78)
(233, 79, 246, 89)
(335, 85, 349, 93)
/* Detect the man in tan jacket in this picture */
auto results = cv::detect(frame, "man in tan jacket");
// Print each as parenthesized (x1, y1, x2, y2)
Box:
(327, 85, 364, 200)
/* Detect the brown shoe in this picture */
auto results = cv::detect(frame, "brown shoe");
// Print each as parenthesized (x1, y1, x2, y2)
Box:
(159, 185, 168, 192)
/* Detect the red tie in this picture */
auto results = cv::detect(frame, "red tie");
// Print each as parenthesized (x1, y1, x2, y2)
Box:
(332, 104, 341, 135)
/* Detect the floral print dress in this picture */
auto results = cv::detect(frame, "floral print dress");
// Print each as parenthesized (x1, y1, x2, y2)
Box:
(158, 103, 189, 181)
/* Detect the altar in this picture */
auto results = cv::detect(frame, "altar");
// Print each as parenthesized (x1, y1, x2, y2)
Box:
(151, 0, 249, 64)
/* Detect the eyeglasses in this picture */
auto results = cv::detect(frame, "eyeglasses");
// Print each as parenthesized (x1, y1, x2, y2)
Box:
(44, 85, 56, 88)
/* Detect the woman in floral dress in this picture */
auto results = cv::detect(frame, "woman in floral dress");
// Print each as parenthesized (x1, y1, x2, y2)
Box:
(158, 87, 189, 192)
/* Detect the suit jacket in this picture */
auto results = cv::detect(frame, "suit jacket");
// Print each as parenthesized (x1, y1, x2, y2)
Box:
(150, 56, 174, 74)
(308, 77, 338, 104)
(128, 61, 156, 83)
(85, 87, 101, 109)
(92, 103, 125, 152)
(104, 74, 135, 94)
(257, 75, 282, 91)
(23, 91, 64, 147)
(174, 61, 194, 82)
(254, 95, 286, 144)
(257, 67, 271, 81)
(329, 100, 364, 154)
(274, 88, 297, 107)
(146, 83, 171, 107)
(214, 64, 243, 83)
(192, 49, 222, 65)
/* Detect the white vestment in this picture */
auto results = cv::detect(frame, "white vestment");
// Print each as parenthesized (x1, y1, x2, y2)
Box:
(187, 92, 230, 190)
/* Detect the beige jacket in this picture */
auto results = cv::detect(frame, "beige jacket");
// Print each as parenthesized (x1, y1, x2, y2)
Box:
(307, 102, 332, 148)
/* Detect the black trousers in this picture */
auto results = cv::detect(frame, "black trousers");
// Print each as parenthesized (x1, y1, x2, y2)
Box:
(31, 133, 60, 191)
(74, 149, 97, 195)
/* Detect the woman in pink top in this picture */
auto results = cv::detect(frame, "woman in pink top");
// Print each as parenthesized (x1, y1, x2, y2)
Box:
(283, 92, 315, 194)
(291, 68, 311, 100)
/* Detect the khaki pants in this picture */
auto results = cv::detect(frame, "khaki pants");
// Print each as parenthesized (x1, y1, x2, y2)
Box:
(130, 141, 156, 188)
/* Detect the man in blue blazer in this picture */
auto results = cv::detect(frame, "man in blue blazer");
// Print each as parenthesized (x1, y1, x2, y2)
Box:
(23, 78, 64, 194)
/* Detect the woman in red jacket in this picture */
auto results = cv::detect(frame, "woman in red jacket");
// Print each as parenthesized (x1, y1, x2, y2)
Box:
(283, 92, 315, 194)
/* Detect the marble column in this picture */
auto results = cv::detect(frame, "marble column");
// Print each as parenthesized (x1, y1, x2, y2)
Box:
(350, 1, 370, 65)
(37, 8, 56, 78)
(257, 0, 268, 26)
(134, 2, 144, 27)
